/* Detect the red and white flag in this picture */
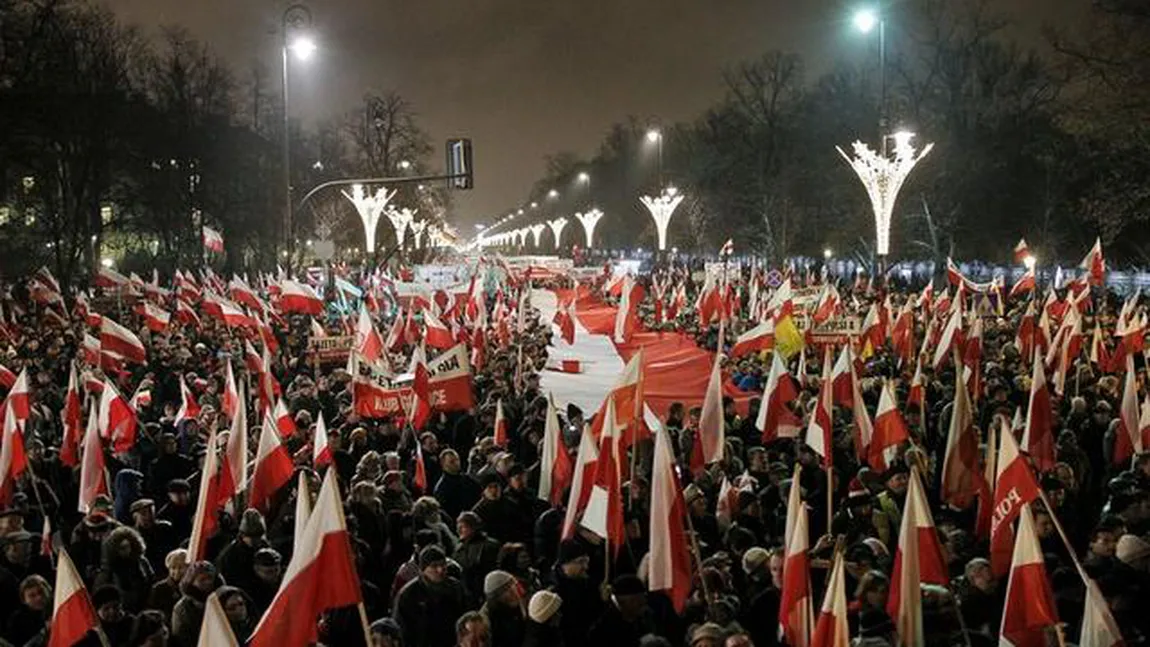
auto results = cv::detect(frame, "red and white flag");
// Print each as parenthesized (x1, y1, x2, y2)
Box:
(313, 412, 331, 468)
(93, 266, 129, 290)
(1080, 577, 1124, 647)
(779, 465, 812, 647)
(278, 279, 324, 316)
(648, 415, 692, 613)
(1115, 354, 1143, 466)
(423, 308, 454, 350)
(77, 400, 108, 514)
(756, 352, 802, 444)
(202, 226, 225, 253)
(553, 300, 576, 345)
(99, 316, 146, 364)
(588, 350, 646, 444)
(492, 398, 508, 447)
(1020, 352, 1055, 472)
(60, 365, 83, 468)
(887, 467, 948, 647)
(97, 381, 137, 454)
(731, 319, 774, 357)
(413, 437, 428, 492)
(0, 399, 28, 507)
(221, 362, 239, 422)
(293, 472, 312, 547)
(1013, 238, 1030, 264)
(931, 306, 963, 371)
(804, 347, 835, 469)
(407, 345, 432, 432)
(175, 376, 201, 426)
(248, 469, 363, 647)
(138, 301, 170, 333)
(355, 306, 385, 364)
(941, 372, 980, 509)
(216, 385, 249, 508)
(1079, 237, 1105, 286)
(698, 350, 726, 464)
(581, 396, 625, 548)
(175, 299, 200, 328)
(811, 283, 840, 325)
(561, 425, 600, 541)
(1009, 267, 1036, 299)
(249, 409, 294, 513)
(538, 394, 573, 506)
(198, 592, 240, 647)
(907, 357, 925, 410)
(999, 504, 1059, 646)
(48, 549, 100, 647)
(187, 429, 221, 563)
(990, 422, 1041, 578)
(613, 275, 643, 344)
(272, 398, 296, 439)
(870, 381, 909, 471)
(244, 340, 263, 376)
(0, 364, 16, 391)
(810, 549, 849, 647)
(830, 343, 855, 409)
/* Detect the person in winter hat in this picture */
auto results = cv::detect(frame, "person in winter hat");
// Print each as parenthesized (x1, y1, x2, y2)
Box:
(170, 560, 222, 647)
(215, 508, 268, 593)
(480, 569, 526, 647)
(523, 589, 563, 647)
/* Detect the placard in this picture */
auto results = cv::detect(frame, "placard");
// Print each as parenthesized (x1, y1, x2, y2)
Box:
(307, 335, 354, 365)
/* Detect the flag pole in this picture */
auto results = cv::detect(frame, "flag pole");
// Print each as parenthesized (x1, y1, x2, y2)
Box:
(825, 465, 833, 538)
(681, 507, 714, 615)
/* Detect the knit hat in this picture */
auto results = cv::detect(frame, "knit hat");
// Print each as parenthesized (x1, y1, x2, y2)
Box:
(92, 585, 122, 609)
(528, 590, 563, 623)
(741, 546, 770, 575)
(690, 622, 726, 645)
(683, 484, 704, 506)
(239, 509, 266, 537)
(847, 478, 871, 507)
(483, 570, 516, 597)
(419, 545, 447, 569)
(1117, 534, 1150, 570)
(254, 548, 282, 567)
(129, 498, 155, 514)
(370, 618, 401, 638)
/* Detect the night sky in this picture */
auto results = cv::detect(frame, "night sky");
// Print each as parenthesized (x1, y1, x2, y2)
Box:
(108, 0, 1069, 228)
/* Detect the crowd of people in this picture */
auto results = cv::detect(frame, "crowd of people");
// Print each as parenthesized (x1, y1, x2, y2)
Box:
(0, 255, 1144, 647)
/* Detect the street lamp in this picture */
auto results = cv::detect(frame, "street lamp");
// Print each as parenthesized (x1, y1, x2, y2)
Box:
(823, 248, 834, 260)
(282, 3, 315, 272)
(548, 217, 568, 248)
(836, 132, 933, 258)
(577, 172, 591, 207)
(640, 190, 685, 251)
(547, 189, 559, 199)
(853, 7, 887, 153)
(646, 129, 664, 187)
(575, 209, 604, 248)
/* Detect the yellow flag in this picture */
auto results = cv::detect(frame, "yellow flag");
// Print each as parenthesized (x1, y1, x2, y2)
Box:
(774, 314, 805, 359)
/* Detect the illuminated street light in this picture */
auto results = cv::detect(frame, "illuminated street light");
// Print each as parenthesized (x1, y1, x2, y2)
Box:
(646, 129, 661, 143)
(289, 35, 317, 61)
(1023, 254, 1037, 270)
(101, 258, 114, 269)
(547, 189, 559, 199)
(823, 248, 834, 259)
(853, 8, 878, 33)
(410, 220, 428, 249)
(530, 202, 538, 209)
(341, 184, 396, 254)
(281, 3, 316, 270)
(836, 133, 933, 257)
(398, 159, 412, 170)
(548, 217, 568, 248)
(529, 223, 547, 247)
(385, 207, 418, 248)
(575, 209, 604, 248)
(577, 172, 590, 183)
(640, 192, 685, 251)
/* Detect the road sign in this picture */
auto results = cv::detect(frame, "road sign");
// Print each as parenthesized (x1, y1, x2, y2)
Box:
(765, 270, 784, 288)
(446, 139, 473, 190)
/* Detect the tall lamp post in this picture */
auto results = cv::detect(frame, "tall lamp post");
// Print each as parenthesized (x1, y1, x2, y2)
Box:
(853, 8, 887, 154)
(836, 131, 932, 261)
(282, 3, 316, 271)
(646, 129, 664, 187)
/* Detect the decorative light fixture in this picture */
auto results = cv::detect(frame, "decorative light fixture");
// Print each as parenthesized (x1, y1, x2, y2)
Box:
(548, 217, 568, 248)
(575, 209, 604, 248)
(639, 190, 685, 251)
(409, 220, 428, 249)
(529, 223, 547, 247)
(836, 133, 933, 257)
(342, 184, 396, 254)
(384, 207, 418, 249)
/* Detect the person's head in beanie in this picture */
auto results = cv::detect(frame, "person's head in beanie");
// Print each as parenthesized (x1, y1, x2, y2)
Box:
(528, 590, 562, 626)
(457, 511, 483, 541)
(239, 508, 266, 544)
(370, 617, 402, 647)
(611, 574, 648, 622)
(483, 569, 519, 606)
(253, 548, 282, 585)
(419, 545, 448, 584)
(92, 586, 125, 624)
(689, 622, 726, 647)
(557, 540, 590, 579)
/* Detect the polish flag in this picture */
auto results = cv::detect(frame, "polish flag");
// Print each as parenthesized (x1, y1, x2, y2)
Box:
(561, 424, 600, 540)
(648, 417, 692, 613)
(60, 365, 83, 468)
(385, 308, 406, 352)
(404, 307, 421, 346)
(256, 313, 279, 354)
(588, 350, 645, 444)
(887, 467, 948, 646)
(423, 309, 455, 350)
(293, 472, 312, 546)
(999, 504, 1059, 646)
(581, 396, 624, 548)
(230, 276, 262, 313)
(174, 376, 201, 426)
(1079, 237, 1105, 286)
(1020, 352, 1055, 472)
(494, 399, 511, 447)
(553, 301, 576, 345)
(1015, 301, 1037, 361)
(962, 315, 983, 399)
(278, 279, 324, 316)
(889, 301, 914, 366)
(931, 306, 964, 371)
(215, 384, 248, 510)
(804, 347, 835, 469)
(0, 399, 28, 507)
(941, 371, 980, 509)
(219, 299, 255, 329)
(990, 423, 1041, 578)
(869, 382, 909, 472)
(249, 410, 294, 513)
(272, 398, 296, 439)
(187, 429, 221, 563)
(78, 333, 99, 366)
(5, 368, 30, 424)
(221, 362, 239, 421)
(731, 319, 774, 357)
(829, 343, 855, 409)
(1013, 238, 1030, 264)
(412, 436, 428, 492)
(1079, 577, 1125, 647)
(202, 226, 225, 253)
(243, 340, 263, 375)
(1114, 354, 1143, 466)
(810, 549, 849, 647)
(907, 357, 925, 409)
(698, 351, 726, 464)
(93, 266, 129, 290)
(97, 381, 137, 454)
(779, 465, 813, 647)
(811, 283, 840, 325)
(0, 364, 15, 390)
(408, 345, 432, 432)
(48, 549, 100, 647)
(138, 301, 170, 333)
(850, 373, 875, 464)
(313, 412, 331, 468)
(99, 316, 146, 364)
(613, 275, 643, 344)
(248, 468, 363, 647)
(77, 400, 108, 514)
(355, 306, 385, 364)
(756, 352, 802, 444)
(538, 394, 573, 506)
(859, 303, 883, 356)
(975, 421, 998, 542)
(198, 592, 240, 647)
(174, 299, 200, 328)
(1009, 267, 1036, 299)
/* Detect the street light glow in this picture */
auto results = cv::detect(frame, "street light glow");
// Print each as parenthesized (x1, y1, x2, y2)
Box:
(823, 248, 834, 259)
(289, 35, 317, 61)
(665, 185, 678, 197)
(853, 9, 878, 33)
(1023, 254, 1037, 270)
(548, 189, 559, 199)
(646, 129, 661, 143)
(577, 172, 590, 183)
(398, 159, 412, 170)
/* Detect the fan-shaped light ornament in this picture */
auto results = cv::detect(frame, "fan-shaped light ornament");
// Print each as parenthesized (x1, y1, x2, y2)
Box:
(529, 224, 547, 247)
(548, 217, 568, 248)
(384, 207, 418, 249)
(410, 220, 428, 249)
(639, 191, 684, 252)
(575, 210, 604, 248)
(836, 132, 933, 257)
(341, 184, 396, 254)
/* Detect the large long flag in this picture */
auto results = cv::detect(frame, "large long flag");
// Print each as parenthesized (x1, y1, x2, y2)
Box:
(887, 467, 948, 646)
(648, 415, 692, 613)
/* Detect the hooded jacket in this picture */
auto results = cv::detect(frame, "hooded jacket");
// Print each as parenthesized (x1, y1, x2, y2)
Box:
(94, 525, 154, 612)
